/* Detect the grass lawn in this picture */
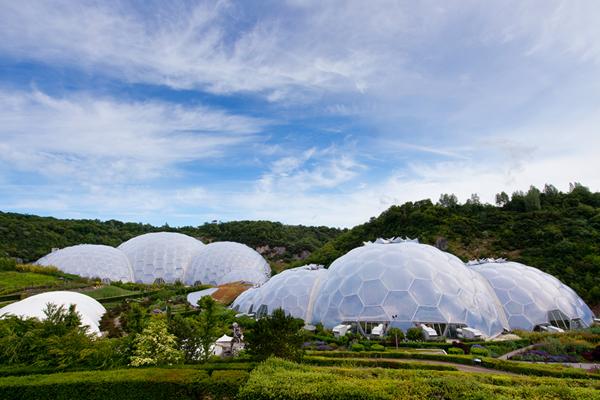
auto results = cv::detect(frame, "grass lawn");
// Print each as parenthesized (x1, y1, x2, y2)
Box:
(0, 271, 62, 295)
(80, 285, 138, 299)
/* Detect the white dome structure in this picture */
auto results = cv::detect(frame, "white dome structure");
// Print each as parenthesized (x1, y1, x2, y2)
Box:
(184, 241, 270, 286)
(312, 239, 509, 337)
(468, 260, 594, 331)
(118, 232, 205, 284)
(37, 244, 134, 283)
(231, 264, 328, 322)
(0, 291, 106, 334)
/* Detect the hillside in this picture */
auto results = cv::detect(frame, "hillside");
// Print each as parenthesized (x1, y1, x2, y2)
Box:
(0, 213, 342, 267)
(2, 183, 599, 309)
(296, 184, 600, 309)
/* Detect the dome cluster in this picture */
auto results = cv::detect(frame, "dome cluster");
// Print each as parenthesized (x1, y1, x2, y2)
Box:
(232, 239, 594, 337)
(36, 232, 270, 286)
(184, 241, 270, 286)
(0, 291, 106, 334)
(468, 259, 594, 331)
(37, 244, 134, 283)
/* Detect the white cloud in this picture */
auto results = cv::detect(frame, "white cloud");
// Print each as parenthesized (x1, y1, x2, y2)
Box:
(0, 88, 266, 184)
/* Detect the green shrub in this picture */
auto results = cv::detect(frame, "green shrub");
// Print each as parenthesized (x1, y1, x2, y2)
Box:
(0, 368, 249, 400)
(239, 358, 600, 400)
(470, 346, 490, 357)
(0, 258, 17, 272)
(370, 344, 385, 352)
(447, 347, 464, 355)
(350, 343, 365, 352)
(406, 327, 423, 341)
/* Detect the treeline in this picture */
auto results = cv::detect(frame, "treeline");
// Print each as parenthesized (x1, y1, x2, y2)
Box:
(0, 213, 342, 264)
(297, 183, 600, 307)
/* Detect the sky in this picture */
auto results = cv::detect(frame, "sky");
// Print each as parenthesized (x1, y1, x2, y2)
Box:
(0, 0, 599, 228)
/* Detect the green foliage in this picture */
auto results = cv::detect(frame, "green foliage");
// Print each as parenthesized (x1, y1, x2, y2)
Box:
(0, 257, 16, 271)
(0, 211, 342, 265)
(386, 327, 405, 344)
(238, 358, 600, 400)
(350, 343, 365, 352)
(0, 271, 63, 295)
(371, 344, 385, 352)
(297, 184, 600, 307)
(469, 346, 490, 357)
(448, 347, 465, 354)
(0, 368, 249, 400)
(309, 351, 598, 379)
(246, 308, 304, 362)
(130, 315, 183, 367)
(406, 327, 423, 341)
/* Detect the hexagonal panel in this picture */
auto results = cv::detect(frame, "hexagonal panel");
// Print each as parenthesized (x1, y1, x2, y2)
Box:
(409, 279, 441, 307)
(358, 280, 388, 306)
(382, 290, 418, 321)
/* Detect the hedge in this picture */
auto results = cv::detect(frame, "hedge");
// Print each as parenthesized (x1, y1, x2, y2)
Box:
(238, 358, 600, 400)
(308, 351, 598, 379)
(304, 356, 457, 371)
(0, 368, 249, 400)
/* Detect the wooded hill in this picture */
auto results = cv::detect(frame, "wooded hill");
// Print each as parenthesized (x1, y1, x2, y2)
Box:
(1, 183, 599, 308)
(0, 214, 342, 266)
(296, 183, 600, 308)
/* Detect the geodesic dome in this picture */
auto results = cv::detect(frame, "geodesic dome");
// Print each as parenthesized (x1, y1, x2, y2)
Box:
(468, 260, 594, 331)
(230, 286, 261, 314)
(37, 244, 134, 283)
(118, 232, 205, 284)
(0, 291, 106, 334)
(231, 264, 328, 322)
(183, 241, 270, 286)
(312, 240, 509, 337)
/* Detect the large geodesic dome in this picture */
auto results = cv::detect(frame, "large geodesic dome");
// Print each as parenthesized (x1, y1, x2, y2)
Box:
(37, 244, 134, 283)
(312, 239, 509, 337)
(0, 291, 106, 334)
(231, 264, 328, 322)
(184, 241, 270, 286)
(118, 232, 205, 284)
(468, 260, 594, 331)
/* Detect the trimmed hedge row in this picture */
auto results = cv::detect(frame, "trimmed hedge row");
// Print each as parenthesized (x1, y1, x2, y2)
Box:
(238, 358, 600, 400)
(309, 351, 598, 379)
(0, 368, 249, 400)
(95, 291, 155, 303)
(304, 356, 457, 371)
(0, 361, 256, 378)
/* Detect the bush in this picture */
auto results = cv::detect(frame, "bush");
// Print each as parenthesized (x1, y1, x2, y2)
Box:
(470, 345, 490, 357)
(406, 327, 423, 341)
(447, 347, 464, 355)
(370, 344, 385, 352)
(0, 368, 250, 400)
(0, 258, 16, 272)
(350, 343, 365, 352)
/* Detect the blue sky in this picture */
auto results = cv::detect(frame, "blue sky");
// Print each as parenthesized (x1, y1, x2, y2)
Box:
(0, 1, 599, 227)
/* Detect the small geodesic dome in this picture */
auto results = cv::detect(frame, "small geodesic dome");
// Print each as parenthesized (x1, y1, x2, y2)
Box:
(0, 291, 106, 334)
(37, 244, 134, 283)
(231, 264, 328, 322)
(312, 239, 509, 337)
(183, 241, 270, 286)
(118, 232, 205, 284)
(468, 259, 594, 331)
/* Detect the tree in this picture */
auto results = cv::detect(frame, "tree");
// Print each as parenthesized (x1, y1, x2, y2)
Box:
(122, 302, 147, 334)
(438, 193, 458, 208)
(245, 308, 304, 361)
(524, 186, 541, 211)
(465, 193, 481, 206)
(196, 296, 221, 362)
(406, 327, 423, 341)
(130, 315, 182, 367)
(386, 327, 404, 349)
(495, 191, 509, 206)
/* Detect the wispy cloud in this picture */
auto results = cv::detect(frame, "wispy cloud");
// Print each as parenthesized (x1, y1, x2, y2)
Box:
(0, 88, 267, 184)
